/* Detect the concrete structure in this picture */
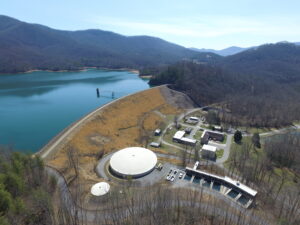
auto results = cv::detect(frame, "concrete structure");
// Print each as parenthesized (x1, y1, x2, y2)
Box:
(201, 144, 217, 160)
(154, 129, 161, 136)
(185, 127, 193, 134)
(173, 131, 185, 142)
(189, 116, 199, 121)
(91, 182, 110, 196)
(213, 126, 223, 132)
(150, 142, 161, 148)
(193, 161, 199, 170)
(185, 117, 199, 125)
(109, 147, 157, 178)
(185, 167, 257, 208)
(173, 130, 197, 146)
(201, 131, 224, 144)
(181, 137, 197, 146)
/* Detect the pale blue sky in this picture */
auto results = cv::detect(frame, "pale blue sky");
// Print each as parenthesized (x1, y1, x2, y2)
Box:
(1, 0, 300, 49)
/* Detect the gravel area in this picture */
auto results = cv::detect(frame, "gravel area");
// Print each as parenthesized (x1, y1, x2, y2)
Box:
(160, 85, 197, 109)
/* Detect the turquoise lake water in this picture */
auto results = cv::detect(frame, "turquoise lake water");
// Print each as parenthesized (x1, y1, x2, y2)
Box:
(0, 69, 149, 152)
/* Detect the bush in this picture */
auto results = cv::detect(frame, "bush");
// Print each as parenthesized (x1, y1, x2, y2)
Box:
(234, 130, 243, 143)
(0, 189, 12, 214)
(3, 172, 25, 197)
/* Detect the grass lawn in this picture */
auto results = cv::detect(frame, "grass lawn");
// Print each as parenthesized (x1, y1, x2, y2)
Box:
(221, 134, 227, 144)
(166, 114, 176, 123)
(200, 124, 211, 129)
(193, 130, 203, 140)
(216, 149, 224, 158)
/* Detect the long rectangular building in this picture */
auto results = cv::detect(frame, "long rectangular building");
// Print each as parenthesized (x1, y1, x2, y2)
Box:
(201, 130, 224, 144)
(185, 167, 257, 208)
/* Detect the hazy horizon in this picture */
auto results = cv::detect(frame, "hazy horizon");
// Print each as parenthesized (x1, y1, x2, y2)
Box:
(1, 0, 300, 49)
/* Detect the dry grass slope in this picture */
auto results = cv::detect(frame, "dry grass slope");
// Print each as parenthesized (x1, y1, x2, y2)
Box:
(47, 87, 182, 187)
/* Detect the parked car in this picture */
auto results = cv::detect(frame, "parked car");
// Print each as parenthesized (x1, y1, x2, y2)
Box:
(170, 176, 175, 182)
(179, 172, 183, 179)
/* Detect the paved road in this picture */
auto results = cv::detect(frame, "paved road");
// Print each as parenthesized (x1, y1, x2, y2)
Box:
(159, 107, 233, 165)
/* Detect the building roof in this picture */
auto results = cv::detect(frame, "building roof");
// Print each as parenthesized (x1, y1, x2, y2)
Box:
(173, 130, 185, 140)
(181, 137, 197, 144)
(202, 144, 217, 152)
(109, 147, 157, 177)
(224, 176, 257, 197)
(150, 142, 160, 147)
(201, 131, 209, 138)
(189, 116, 199, 121)
(207, 130, 224, 136)
(91, 182, 110, 196)
(185, 167, 258, 197)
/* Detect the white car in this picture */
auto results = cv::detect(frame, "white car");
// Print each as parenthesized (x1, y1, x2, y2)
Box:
(179, 173, 183, 179)
(170, 176, 175, 182)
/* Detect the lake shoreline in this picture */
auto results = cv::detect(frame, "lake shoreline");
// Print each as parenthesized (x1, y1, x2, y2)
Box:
(0, 69, 149, 151)
(0, 67, 140, 75)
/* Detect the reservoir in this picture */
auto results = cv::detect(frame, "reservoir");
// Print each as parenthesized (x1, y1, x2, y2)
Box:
(0, 69, 149, 152)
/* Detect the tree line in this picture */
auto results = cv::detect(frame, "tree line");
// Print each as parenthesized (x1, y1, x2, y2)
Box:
(147, 59, 300, 128)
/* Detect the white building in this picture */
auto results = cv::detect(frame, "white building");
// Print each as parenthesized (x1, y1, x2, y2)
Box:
(173, 131, 185, 142)
(181, 137, 197, 146)
(173, 131, 197, 146)
(201, 144, 217, 160)
(189, 116, 199, 121)
(154, 129, 161, 136)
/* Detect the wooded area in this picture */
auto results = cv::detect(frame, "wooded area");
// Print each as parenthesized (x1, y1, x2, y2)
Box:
(148, 44, 300, 127)
(227, 132, 300, 225)
(0, 147, 57, 225)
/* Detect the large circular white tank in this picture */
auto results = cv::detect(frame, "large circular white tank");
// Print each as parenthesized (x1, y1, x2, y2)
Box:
(109, 147, 157, 178)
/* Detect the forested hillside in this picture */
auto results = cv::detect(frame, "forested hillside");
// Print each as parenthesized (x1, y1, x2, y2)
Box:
(221, 43, 300, 82)
(148, 43, 300, 127)
(0, 148, 56, 224)
(0, 15, 219, 73)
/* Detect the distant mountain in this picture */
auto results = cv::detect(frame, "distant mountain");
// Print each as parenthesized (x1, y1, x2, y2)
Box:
(0, 15, 219, 73)
(192, 42, 300, 56)
(191, 46, 250, 56)
(220, 43, 300, 82)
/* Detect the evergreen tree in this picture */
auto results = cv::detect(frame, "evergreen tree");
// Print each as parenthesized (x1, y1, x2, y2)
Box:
(234, 130, 243, 143)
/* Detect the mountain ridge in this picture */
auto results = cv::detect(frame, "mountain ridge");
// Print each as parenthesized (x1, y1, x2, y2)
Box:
(0, 15, 219, 73)
(191, 42, 300, 56)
